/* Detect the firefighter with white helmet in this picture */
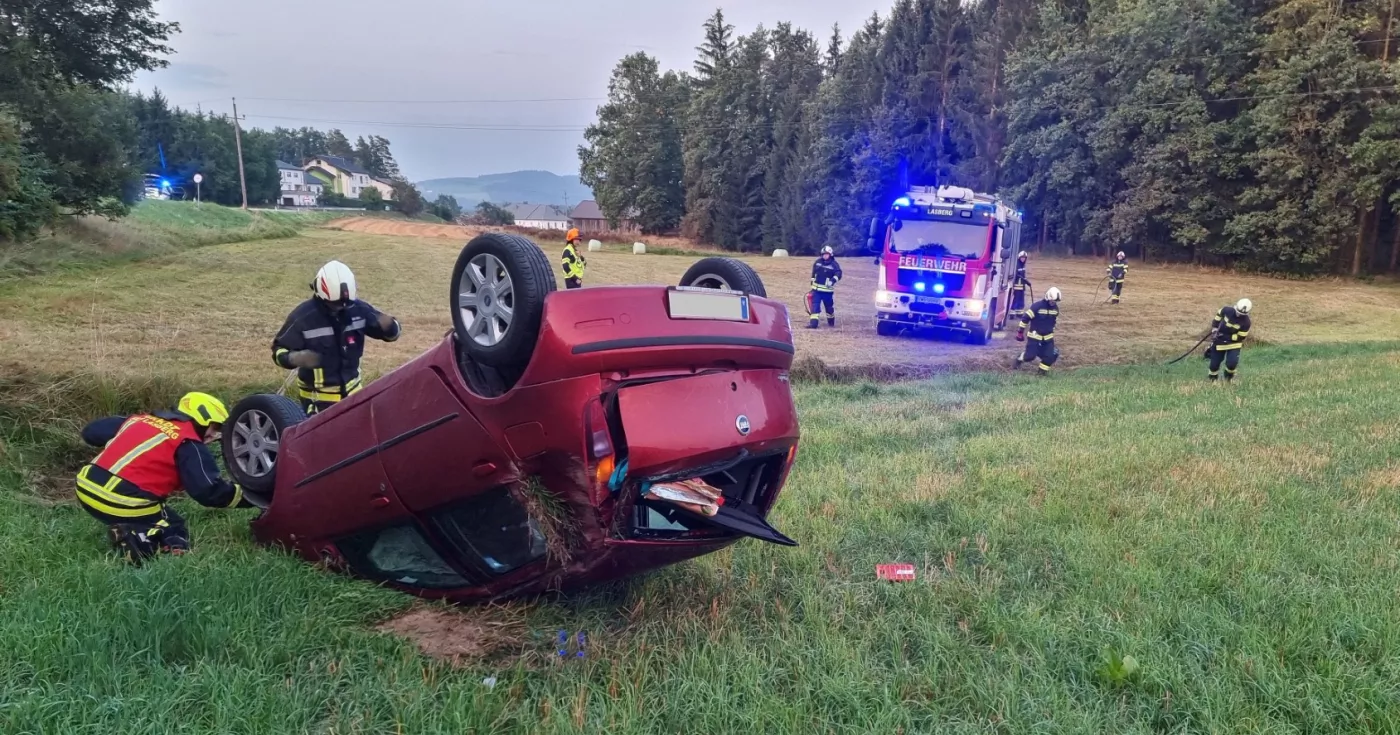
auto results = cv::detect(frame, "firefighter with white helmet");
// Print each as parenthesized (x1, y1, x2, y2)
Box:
(807, 245, 842, 328)
(1106, 250, 1129, 304)
(1014, 286, 1062, 374)
(1009, 250, 1032, 319)
(1204, 298, 1252, 382)
(271, 260, 402, 414)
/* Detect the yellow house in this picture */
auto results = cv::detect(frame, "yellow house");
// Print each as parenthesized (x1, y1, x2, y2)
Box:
(304, 155, 375, 199)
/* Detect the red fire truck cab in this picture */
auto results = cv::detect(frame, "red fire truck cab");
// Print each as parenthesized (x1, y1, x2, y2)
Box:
(868, 185, 1024, 344)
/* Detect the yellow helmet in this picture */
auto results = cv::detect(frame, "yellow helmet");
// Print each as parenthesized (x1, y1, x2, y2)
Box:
(177, 392, 229, 428)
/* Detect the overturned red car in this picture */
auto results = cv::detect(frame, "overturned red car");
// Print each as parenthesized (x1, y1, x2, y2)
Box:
(221, 233, 800, 603)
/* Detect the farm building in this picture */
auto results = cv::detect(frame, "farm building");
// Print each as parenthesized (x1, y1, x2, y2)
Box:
(569, 199, 640, 235)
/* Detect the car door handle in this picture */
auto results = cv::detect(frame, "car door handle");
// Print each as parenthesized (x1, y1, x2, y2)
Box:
(370, 494, 391, 508)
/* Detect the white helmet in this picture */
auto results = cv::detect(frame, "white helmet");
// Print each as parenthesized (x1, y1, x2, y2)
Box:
(1018, 250, 1027, 258)
(313, 260, 357, 303)
(1235, 297, 1252, 314)
(821, 245, 834, 255)
(1116, 251, 1126, 259)
(1045, 286, 1061, 301)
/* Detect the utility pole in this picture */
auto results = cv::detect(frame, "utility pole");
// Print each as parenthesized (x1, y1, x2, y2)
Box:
(232, 97, 248, 209)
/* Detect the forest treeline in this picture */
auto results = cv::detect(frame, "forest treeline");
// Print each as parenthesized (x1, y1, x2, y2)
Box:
(579, 1, 1400, 274)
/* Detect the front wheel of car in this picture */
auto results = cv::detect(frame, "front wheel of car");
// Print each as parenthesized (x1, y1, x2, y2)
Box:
(679, 257, 767, 297)
(222, 393, 306, 497)
(450, 232, 556, 372)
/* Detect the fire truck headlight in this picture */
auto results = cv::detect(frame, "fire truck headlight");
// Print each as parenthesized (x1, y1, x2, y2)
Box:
(966, 299, 985, 313)
(875, 290, 895, 305)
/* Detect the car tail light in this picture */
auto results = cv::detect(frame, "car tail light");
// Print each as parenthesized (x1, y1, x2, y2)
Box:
(585, 398, 613, 460)
(584, 397, 617, 486)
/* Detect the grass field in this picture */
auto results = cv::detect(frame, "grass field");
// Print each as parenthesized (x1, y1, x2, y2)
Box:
(3, 209, 1400, 733)
(3, 218, 1398, 387)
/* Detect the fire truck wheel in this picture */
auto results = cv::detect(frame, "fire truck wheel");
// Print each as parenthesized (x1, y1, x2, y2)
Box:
(968, 317, 992, 345)
(877, 321, 899, 337)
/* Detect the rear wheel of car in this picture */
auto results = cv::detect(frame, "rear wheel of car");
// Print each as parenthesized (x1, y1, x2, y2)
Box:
(451, 232, 556, 372)
(679, 257, 767, 297)
(223, 393, 306, 497)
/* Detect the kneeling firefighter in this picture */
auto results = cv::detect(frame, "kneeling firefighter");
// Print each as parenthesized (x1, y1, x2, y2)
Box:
(272, 260, 402, 415)
(75, 392, 253, 564)
(807, 246, 842, 328)
(1014, 286, 1062, 374)
(1205, 298, 1252, 382)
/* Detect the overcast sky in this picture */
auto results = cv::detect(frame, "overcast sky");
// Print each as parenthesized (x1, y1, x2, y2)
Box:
(130, 0, 891, 182)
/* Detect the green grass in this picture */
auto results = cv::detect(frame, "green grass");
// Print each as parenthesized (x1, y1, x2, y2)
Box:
(0, 201, 342, 281)
(3, 342, 1399, 732)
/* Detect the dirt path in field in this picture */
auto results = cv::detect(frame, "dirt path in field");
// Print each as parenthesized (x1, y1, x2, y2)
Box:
(325, 217, 486, 239)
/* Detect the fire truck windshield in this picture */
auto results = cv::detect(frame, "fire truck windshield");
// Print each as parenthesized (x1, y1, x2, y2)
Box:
(890, 219, 989, 258)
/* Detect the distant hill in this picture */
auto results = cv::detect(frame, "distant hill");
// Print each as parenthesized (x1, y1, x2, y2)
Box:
(418, 171, 593, 210)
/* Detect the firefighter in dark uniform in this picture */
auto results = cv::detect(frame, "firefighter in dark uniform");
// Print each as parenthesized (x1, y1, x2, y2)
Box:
(562, 228, 586, 289)
(1106, 250, 1128, 304)
(808, 245, 842, 328)
(1009, 250, 1031, 319)
(75, 392, 252, 564)
(1206, 298, 1252, 382)
(1013, 286, 1062, 374)
(272, 260, 402, 415)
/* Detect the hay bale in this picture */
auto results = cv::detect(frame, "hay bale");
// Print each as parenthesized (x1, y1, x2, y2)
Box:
(587, 239, 603, 252)
(771, 249, 789, 257)
(632, 242, 647, 254)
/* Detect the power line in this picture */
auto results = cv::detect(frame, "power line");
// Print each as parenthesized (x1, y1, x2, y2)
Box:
(238, 95, 606, 105)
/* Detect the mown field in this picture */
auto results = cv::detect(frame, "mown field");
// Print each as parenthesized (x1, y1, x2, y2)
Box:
(2, 206, 1400, 733)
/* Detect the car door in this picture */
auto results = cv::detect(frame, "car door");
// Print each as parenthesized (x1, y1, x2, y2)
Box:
(370, 365, 547, 581)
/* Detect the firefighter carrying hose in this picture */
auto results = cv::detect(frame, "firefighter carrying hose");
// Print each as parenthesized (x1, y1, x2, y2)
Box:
(1106, 251, 1128, 304)
(272, 260, 402, 415)
(1013, 286, 1062, 375)
(75, 392, 252, 565)
(807, 245, 842, 328)
(1009, 250, 1032, 318)
(1205, 298, 1252, 382)
(562, 228, 587, 289)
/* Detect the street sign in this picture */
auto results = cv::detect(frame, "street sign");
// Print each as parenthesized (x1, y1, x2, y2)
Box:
(193, 173, 203, 183)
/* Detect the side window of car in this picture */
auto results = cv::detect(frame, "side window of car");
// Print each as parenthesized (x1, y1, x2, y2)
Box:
(424, 485, 547, 578)
(334, 522, 468, 589)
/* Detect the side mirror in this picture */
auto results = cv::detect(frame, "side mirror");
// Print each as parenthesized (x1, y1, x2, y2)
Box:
(867, 218, 878, 238)
(1000, 247, 1010, 260)
(866, 236, 876, 253)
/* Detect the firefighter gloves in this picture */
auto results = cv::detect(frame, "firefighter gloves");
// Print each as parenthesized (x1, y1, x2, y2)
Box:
(286, 350, 321, 369)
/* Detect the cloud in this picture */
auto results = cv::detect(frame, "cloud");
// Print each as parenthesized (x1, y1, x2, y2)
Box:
(164, 62, 230, 90)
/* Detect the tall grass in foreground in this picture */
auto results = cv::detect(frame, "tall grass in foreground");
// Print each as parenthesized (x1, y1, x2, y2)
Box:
(1, 343, 1399, 733)
(0, 201, 340, 281)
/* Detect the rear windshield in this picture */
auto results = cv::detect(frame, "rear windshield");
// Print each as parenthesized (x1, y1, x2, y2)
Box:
(890, 219, 989, 258)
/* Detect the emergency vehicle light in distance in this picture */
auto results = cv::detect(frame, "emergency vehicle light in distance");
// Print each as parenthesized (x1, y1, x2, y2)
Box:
(893, 197, 911, 208)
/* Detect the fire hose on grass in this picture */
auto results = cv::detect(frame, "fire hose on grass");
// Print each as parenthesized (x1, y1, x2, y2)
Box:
(1165, 330, 1216, 365)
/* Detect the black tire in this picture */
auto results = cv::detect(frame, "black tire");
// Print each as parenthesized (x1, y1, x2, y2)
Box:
(968, 311, 993, 345)
(222, 393, 306, 497)
(450, 232, 556, 371)
(679, 257, 767, 297)
(877, 321, 899, 337)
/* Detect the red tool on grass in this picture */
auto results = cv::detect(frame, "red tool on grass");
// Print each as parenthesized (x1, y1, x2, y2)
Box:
(876, 563, 916, 582)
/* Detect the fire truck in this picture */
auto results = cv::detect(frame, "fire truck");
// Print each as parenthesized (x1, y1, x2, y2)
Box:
(867, 185, 1025, 344)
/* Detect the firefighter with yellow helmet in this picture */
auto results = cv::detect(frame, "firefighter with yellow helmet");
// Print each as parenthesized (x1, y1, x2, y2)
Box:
(75, 392, 253, 564)
(563, 228, 587, 289)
